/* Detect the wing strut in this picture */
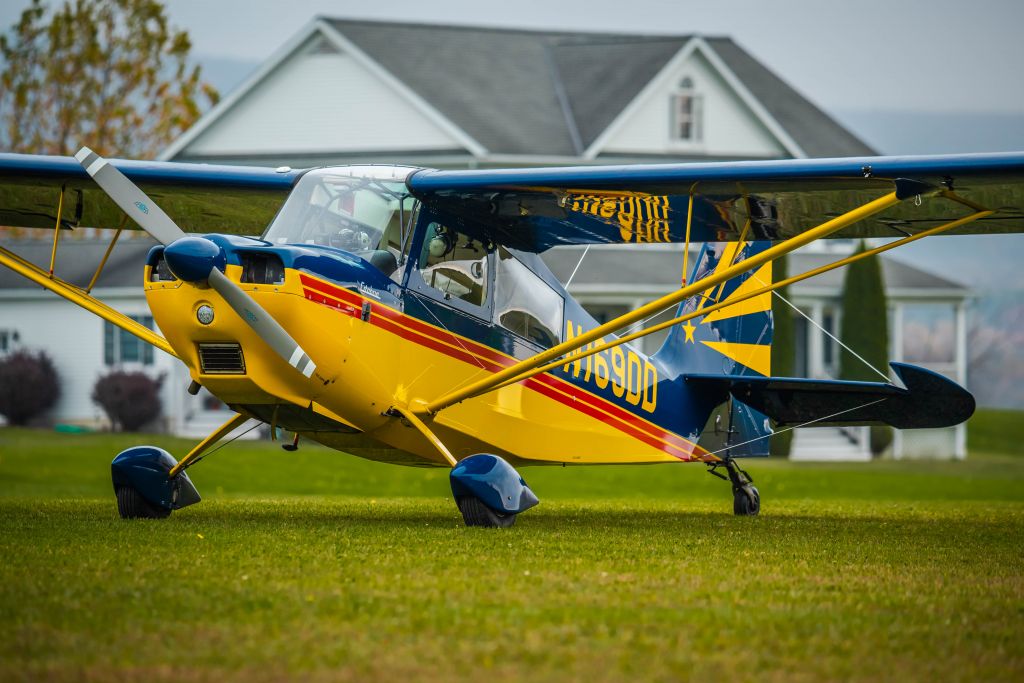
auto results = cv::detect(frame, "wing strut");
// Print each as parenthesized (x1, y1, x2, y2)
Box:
(0, 243, 177, 357)
(422, 185, 919, 414)
(47, 185, 66, 277)
(168, 413, 251, 477)
(479, 198, 991, 395)
(387, 405, 458, 467)
(85, 215, 128, 293)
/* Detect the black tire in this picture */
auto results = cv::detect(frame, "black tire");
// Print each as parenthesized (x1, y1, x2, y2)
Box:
(457, 496, 516, 528)
(733, 485, 760, 516)
(116, 485, 171, 520)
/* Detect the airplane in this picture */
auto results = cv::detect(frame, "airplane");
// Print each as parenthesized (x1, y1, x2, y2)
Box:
(1, 148, 1020, 527)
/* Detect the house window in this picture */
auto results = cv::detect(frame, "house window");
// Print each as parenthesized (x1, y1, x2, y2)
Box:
(671, 77, 703, 143)
(822, 307, 837, 371)
(104, 316, 154, 366)
(0, 329, 16, 355)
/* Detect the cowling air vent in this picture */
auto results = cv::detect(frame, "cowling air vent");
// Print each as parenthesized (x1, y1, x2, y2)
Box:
(149, 252, 178, 282)
(240, 252, 285, 285)
(198, 343, 245, 374)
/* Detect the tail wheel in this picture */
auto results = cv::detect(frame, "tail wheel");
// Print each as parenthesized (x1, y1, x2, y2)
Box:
(457, 496, 516, 528)
(115, 485, 171, 519)
(733, 485, 760, 516)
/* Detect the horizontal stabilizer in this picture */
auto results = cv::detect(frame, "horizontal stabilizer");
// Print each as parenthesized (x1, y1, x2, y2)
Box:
(684, 363, 975, 429)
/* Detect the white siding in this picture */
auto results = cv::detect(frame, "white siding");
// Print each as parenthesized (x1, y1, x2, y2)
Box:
(186, 37, 462, 156)
(0, 291, 186, 430)
(601, 50, 786, 158)
(898, 427, 961, 459)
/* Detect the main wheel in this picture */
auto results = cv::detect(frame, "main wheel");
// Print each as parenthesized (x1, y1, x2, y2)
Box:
(457, 496, 516, 528)
(733, 485, 760, 516)
(115, 485, 171, 519)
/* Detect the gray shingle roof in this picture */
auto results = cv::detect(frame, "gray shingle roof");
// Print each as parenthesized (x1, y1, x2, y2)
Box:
(326, 18, 875, 158)
(332, 21, 583, 156)
(792, 252, 969, 291)
(0, 237, 157, 290)
(551, 37, 687, 149)
(704, 38, 876, 158)
(540, 245, 966, 293)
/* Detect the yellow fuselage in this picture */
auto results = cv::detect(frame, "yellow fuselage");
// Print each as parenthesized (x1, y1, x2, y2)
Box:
(146, 263, 707, 467)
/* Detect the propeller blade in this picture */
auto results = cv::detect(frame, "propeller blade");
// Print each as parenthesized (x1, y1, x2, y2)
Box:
(207, 269, 318, 378)
(74, 147, 186, 246)
(75, 147, 317, 379)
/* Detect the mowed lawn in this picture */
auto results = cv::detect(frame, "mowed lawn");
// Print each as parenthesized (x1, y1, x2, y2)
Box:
(1, 421, 1022, 682)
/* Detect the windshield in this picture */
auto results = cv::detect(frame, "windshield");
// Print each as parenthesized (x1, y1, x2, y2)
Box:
(263, 166, 419, 255)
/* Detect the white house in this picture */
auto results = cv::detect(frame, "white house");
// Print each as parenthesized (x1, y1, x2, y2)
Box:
(0, 237, 234, 438)
(160, 18, 875, 168)
(1, 19, 970, 457)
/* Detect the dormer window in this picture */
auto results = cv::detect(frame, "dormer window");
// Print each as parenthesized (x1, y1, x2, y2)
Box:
(671, 77, 703, 143)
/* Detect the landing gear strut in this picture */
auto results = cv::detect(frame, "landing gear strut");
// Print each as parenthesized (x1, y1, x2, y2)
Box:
(706, 397, 760, 516)
(110, 413, 248, 519)
(707, 459, 760, 516)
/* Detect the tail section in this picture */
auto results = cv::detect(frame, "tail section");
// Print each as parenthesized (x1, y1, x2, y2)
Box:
(654, 241, 774, 456)
(654, 240, 774, 377)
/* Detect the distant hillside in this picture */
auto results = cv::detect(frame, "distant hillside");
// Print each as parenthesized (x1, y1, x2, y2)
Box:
(966, 289, 1024, 409)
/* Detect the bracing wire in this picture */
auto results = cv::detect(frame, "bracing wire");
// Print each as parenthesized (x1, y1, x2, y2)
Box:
(564, 245, 590, 289)
(751, 271, 891, 383)
(182, 419, 262, 472)
(415, 296, 488, 371)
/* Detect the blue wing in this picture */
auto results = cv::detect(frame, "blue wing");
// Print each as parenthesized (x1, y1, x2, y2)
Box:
(5, 151, 1023, 246)
(407, 152, 1024, 251)
(0, 152, 303, 235)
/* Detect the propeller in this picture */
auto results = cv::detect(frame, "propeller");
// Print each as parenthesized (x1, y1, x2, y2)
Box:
(75, 147, 318, 379)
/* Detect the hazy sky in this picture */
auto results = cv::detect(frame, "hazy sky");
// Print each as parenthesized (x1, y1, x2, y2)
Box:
(174, 0, 1024, 114)
(3, 0, 1020, 116)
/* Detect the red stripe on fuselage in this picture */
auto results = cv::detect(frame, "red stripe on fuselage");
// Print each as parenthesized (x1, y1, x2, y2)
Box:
(298, 273, 705, 460)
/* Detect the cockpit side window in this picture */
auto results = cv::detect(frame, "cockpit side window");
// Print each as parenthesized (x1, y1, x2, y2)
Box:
(492, 247, 564, 348)
(414, 222, 490, 309)
(381, 200, 419, 283)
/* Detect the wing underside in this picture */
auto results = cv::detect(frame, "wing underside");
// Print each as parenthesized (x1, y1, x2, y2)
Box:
(407, 153, 1024, 251)
(0, 153, 303, 235)
(5, 151, 1023, 245)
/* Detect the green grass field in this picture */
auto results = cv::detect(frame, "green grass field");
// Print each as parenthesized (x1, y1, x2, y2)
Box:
(1, 420, 1022, 682)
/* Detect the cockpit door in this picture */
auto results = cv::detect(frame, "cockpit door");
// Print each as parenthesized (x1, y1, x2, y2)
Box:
(405, 216, 494, 321)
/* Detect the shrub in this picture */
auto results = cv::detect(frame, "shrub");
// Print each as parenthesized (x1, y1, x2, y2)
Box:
(0, 350, 61, 425)
(92, 371, 164, 432)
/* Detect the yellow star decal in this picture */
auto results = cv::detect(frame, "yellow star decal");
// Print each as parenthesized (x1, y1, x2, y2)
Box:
(682, 321, 696, 343)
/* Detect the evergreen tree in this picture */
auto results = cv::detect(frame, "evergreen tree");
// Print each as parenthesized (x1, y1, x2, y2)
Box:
(839, 241, 892, 454)
(769, 252, 794, 456)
